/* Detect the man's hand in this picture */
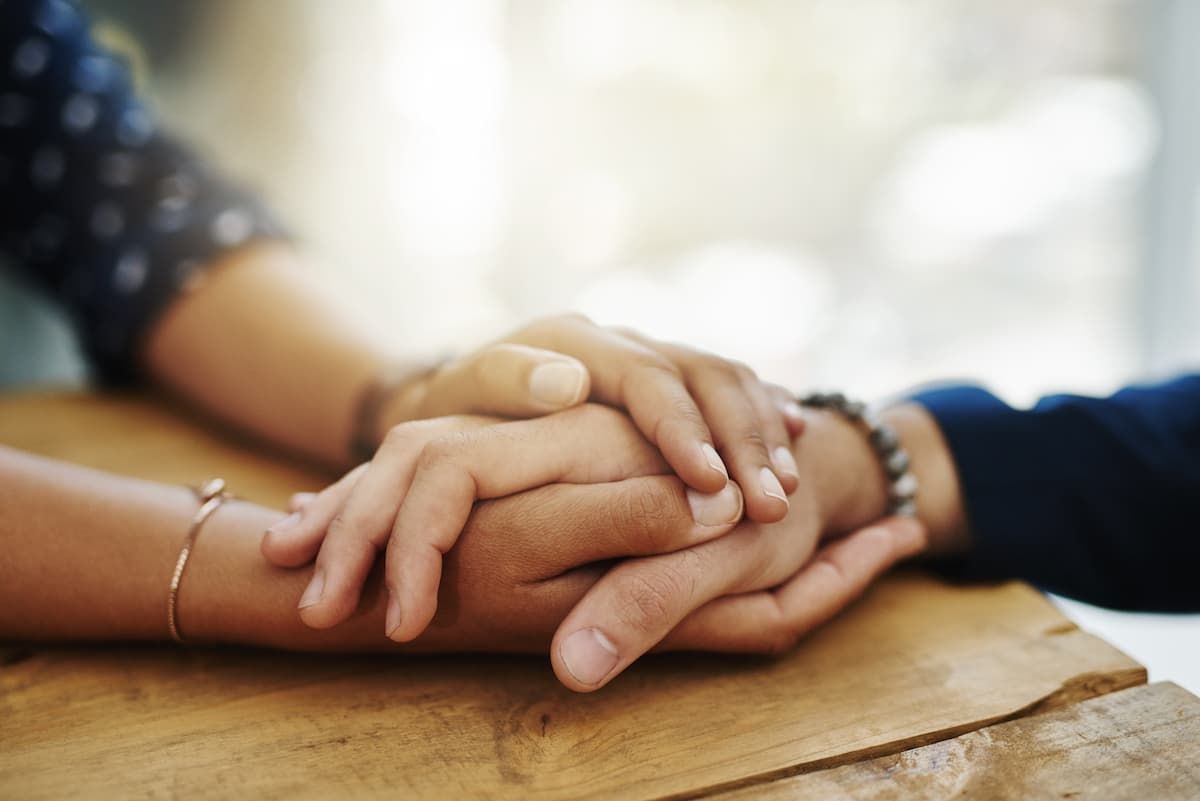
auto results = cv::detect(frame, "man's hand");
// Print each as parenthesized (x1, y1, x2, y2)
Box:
(542, 406, 933, 691)
(408, 437, 923, 670)
(261, 405, 745, 641)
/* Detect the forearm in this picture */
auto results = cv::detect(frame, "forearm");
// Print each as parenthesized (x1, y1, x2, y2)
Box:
(0, 446, 385, 648)
(0, 446, 200, 640)
(141, 242, 428, 467)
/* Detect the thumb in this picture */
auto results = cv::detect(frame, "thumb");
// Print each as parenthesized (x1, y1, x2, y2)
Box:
(419, 343, 591, 418)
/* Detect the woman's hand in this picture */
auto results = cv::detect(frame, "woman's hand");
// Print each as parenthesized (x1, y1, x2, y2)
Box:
(261, 405, 746, 641)
(381, 315, 806, 522)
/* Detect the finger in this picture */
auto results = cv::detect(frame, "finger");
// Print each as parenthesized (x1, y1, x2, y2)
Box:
(287, 492, 317, 514)
(469, 476, 745, 580)
(620, 337, 791, 516)
(549, 511, 815, 691)
(420, 343, 591, 419)
(768, 384, 806, 438)
(741, 373, 800, 495)
(686, 362, 789, 523)
(382, 405, 672, 642)
(662, 516, 928, 654)
(509, 317, 730, 495)
(260, 465, 366, 567)
(622, 332, 798, 497)
(299, 417, 496, 629)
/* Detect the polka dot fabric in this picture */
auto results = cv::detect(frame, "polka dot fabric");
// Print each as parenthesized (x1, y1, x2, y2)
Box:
(0, 0, 284, 381)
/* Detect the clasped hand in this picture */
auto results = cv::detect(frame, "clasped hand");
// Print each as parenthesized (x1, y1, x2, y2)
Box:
(262, 315, 925, 691)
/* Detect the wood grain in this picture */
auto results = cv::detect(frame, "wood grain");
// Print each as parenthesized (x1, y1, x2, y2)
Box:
(709, 682, 1200, 801)
(0, 393, 1150, 801)
(0, 390, 331, 509)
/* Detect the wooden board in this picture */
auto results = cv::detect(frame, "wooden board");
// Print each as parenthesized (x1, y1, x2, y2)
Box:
(709, 682, 1200, 800)
(0, 390, 330, 509)
(0, 393, 1150, 800)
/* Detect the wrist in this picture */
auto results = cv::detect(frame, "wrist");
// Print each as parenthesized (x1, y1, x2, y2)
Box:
(179, 501, 385, 650)
(796, 409, 890, 537)
(347, 363, 437, 464)
(883, 403, 970, 557)
(796, 401, 968, 558)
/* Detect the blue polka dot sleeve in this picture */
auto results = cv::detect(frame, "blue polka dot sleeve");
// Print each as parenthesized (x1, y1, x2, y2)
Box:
(0, 0, 285, 382)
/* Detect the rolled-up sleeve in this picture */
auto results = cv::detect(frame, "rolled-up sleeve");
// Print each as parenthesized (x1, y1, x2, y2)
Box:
(913, 375, 1200, 612)
(0, 0, 284, 381)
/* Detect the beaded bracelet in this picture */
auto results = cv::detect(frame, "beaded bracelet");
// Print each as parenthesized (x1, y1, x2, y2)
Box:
(797, 392, 918, 517)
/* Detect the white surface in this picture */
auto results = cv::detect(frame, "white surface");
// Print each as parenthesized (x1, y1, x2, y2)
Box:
(1051, 594, 1200, 696)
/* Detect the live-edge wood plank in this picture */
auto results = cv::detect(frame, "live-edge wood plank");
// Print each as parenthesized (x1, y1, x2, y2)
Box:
(708, 682, 1200, 801)
(0, 393, 1149, 801)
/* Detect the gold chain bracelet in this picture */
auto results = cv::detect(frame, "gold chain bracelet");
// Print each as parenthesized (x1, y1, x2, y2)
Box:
(166, 478, 231, 644)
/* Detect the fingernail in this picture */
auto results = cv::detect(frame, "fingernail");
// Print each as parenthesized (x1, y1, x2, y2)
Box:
(385, 596, 403, 639)
(699, 443, 728, 479)
(782, 400, 804, 422)
(269, 511, 302, 536)
(298, 569, 325, 609)
(529, 362, 587, 406)
(760, 466, 788, 503)
(560, 628, 620, 687)
(687, 483, 742, 527)
(772, 446, 799, 479)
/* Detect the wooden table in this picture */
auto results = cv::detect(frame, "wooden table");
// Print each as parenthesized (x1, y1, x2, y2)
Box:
(1, 393, 1197, 800)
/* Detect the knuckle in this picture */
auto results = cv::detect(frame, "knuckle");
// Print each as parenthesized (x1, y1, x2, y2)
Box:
(609, 324, 644, 341)
(614, 565, 693, 636)
(469, 345, 506, 380)
(729, 359, 758, 380)
(528, 312, 591, 338)
(762, 623, 800, 656)
(632, 352, 680, 378)
(616, 356, 687, 409)
(667, 395, 705, 425)
(419, 431, 472, 467)
(735, 428, 769, 452)
(573, 402, 626, 429)
(611, 483, 677, 551)
(702, 352, 740, 374)
(381, 423, 418, 451)
(811, 554, 851, 587)
(325, 510, 362, 548)
(381, 419, 441, 454)
(738, 546, 775, 590)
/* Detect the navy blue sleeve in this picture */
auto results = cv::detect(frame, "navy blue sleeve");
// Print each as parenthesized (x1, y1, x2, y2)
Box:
(912, 375, 1200, 612)
(0, 0, 284, 382)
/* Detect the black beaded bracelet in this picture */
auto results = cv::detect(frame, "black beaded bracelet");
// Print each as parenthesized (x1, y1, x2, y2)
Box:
(797, 392, 918, 517)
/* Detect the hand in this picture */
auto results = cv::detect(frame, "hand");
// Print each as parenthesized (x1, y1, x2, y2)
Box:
(262, 445, 922, 669)
(261, 405, 746, 640)
(543, 406, 930, 691)
(662, 515, 926, 654)
(400, 475, 755, 653)
(386, 315, 807, 522)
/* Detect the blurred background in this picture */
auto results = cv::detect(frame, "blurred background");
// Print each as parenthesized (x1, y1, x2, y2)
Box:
(5, 1, 1198, 688)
